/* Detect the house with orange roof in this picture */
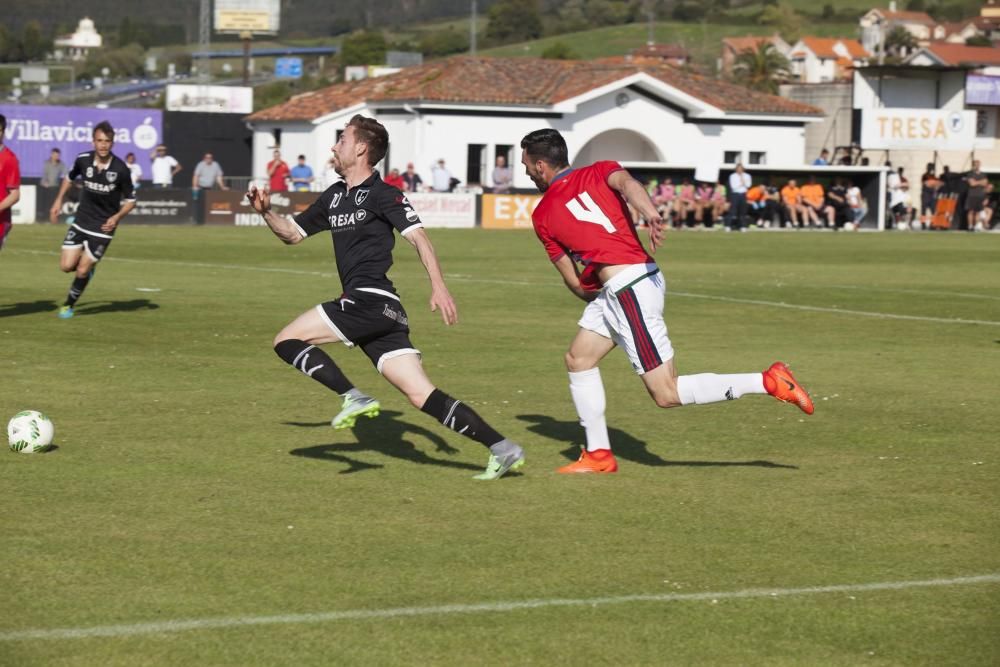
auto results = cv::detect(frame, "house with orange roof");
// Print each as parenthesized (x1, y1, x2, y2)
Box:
(719, 35, 790, 75)
(787, 37, 871, 83)
(860, 3, 938, 54)
(905, 42, 1000, 67)
(246, 55, 822, 190)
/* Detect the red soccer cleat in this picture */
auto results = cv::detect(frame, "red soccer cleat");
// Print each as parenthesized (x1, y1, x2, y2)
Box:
(557, 448, 618, 473)
(763, 362, 814, 415)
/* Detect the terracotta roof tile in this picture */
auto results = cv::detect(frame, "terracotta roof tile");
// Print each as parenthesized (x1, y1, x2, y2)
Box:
(248, 56, 820, 122)
(922, 42, 1000, 66)
(882, 10, 936, 25)
(799, 37, 871, 60)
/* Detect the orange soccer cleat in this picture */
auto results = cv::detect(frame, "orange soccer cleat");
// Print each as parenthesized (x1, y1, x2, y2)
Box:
(557, 447, 619, 474)
(763, 362, 814, 415)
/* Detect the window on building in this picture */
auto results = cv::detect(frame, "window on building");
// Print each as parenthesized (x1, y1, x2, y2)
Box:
(749, 151, 766, 165)
(467, 143, 486, 186)
(272, 128, 282, 148)
(724, 151, 741, 164)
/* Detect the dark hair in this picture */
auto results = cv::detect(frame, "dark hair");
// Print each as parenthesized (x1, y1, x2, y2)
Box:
(347, 114, 388, 167)
(0, 113, 5, 134)
(520, 129, 569, 169)
(52, 147, 61, 154)
(93, 120, 114, 139)
(298, 154, 306, 160)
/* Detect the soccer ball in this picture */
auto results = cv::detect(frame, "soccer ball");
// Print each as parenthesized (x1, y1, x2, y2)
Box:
(843, 222, 856, 231)
(7, 411, 55, 453)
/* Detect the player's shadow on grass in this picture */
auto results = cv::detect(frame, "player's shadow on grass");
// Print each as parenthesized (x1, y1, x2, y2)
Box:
(0, 299, 59, 317)
(75, 299, 160, 316)
(286, 410, 488, 475)
(517, 414, 797, 470)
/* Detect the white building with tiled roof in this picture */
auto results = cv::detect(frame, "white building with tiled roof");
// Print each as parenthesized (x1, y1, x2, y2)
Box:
(247, 56, 822, 190)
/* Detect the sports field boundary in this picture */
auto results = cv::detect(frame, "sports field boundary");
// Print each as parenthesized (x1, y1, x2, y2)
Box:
(11, 249, 1000, 327)
(3, 574, 998, 642)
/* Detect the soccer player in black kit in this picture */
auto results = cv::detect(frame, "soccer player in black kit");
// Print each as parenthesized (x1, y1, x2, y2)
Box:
(246, 115, 525, 480)
(48, 121, 136, 318)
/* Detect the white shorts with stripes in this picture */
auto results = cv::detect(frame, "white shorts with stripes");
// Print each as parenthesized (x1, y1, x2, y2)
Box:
(578, 263, 674, 375)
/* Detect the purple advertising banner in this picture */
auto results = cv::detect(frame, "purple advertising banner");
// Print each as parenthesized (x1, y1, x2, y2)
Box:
(0, 105, 163, 178)
(966, 74, 1000, 107)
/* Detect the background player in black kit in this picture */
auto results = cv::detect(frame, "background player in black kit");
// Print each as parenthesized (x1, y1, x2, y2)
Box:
(246, 114, 525, 480)
(48, 121, 136, 319)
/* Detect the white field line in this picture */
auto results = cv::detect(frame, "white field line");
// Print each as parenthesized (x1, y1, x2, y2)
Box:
(2, 574, 997, 642)
(12, 250, 1000, 327)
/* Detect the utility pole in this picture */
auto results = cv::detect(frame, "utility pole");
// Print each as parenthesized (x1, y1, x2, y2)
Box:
(646, 0, 655, 46)
(470, 0, 477, 56)
(197, 0, 211, 81)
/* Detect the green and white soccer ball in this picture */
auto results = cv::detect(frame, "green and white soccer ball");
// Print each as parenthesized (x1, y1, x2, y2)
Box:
(7, 411, 55, 453)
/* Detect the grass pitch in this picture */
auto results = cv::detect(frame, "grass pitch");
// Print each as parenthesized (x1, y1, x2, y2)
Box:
(2, 225, 999, 666)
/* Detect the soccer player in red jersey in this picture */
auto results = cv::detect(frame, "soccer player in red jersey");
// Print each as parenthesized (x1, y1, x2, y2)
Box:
(519, 129, 814, 474)
(0, 114, 21, 251)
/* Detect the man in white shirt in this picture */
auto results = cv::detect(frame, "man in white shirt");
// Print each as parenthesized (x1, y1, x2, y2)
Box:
(727, 163, 752, 231)
(150, 144, 181, 188)
(887, 164, 910, 227)
(430, 158, 454, 192)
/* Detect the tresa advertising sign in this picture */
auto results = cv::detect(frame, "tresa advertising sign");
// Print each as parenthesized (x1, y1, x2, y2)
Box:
(0, 105, 163, 180)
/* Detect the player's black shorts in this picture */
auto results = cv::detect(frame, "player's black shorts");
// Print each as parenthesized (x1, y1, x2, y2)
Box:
(62, 225, 114, 262)
(316, 288, 420, 373)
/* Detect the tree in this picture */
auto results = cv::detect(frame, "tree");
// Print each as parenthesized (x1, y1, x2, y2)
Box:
(885, 25, 918, 58)
(541, 41, 579, 59)
(672, 1, 707, 21)
(0, 25, 11, 62)
(486, 0, 543, 45)
(340, 30, 387, 67)
(965, 34, 992, 47)
(21, 21, 49, 62)
(732, 41, 791, 95)
(419, 29, 469, 57)
(821, 4, 835, 20)
(760, 3, 802, 44)
(906, 0, 925, 10)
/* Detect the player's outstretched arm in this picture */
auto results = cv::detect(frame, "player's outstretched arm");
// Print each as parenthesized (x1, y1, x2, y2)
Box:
(553, 255, 598, 302)
(608, 170, 664, 252)
(403, 227, 458, 325)
(246, 184, 303, 245)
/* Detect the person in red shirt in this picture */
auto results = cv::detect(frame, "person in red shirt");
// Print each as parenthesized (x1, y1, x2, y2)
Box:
(384, 167, 406, 190)
(267, 149, 290, 193)
(519, 128, 814, 473)
(0, 114, 22, 250)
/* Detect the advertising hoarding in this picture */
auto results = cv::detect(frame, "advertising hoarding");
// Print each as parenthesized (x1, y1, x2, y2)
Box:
(0, 105, 163, 179)
(480, 194, 542, 229)
(966, 74, 1000, 107)
(859, 108, 977, 150)
(215, 0, 280, 34)
(165, 85, 254, 114)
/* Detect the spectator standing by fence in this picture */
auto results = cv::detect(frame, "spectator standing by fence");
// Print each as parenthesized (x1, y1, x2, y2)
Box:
(125, 152, 142, 190)
(430, 159, 454, 192)
(402, 162, 423, 192)
(192, 153, 227, 192)
(290, 155, 314, 192)
(491, 155, 513, 193)
(41, 148, 66, 188)
(267, 149, 290, 193)
(150, 144, 181, 188)
(727, 163, 751, 231)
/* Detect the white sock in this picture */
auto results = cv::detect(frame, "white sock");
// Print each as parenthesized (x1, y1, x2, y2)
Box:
(568, 368, 611, 452)
(676, 373, 765, 406)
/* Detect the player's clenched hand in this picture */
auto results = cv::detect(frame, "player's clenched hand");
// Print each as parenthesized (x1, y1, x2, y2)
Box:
(647, 214, 665, 252)
(246, 184, 271, 214)
(101, 218, 118, 233)
(49, 203, 61, 224)
(430, 286, 458, 326)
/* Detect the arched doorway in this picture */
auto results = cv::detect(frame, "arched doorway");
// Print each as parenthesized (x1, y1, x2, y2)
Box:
(573, 129, 662, 166)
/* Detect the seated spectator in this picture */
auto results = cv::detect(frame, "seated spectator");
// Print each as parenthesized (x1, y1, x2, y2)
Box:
(710, 180, 729, 226)
(384, 167, 406, 190)
(919, 162, 941, 227)
(780, 179, 805, 228)
(675, 178, 696, 227)
(977, 182, 995, 230)
(402, 162, 423, 192)
(492, 155, 513, 193)
(812, 148, 830, 166)
(694, 182, 715, 225)
(652, 178, 676, 223)
(801, 175, 834, 227)
(747, 182, 779, 227)
(826, 178, 849, 228)
(846, 181, 867, 225)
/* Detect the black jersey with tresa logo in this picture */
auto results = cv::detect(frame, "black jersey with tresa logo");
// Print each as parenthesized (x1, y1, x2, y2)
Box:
(293, 171, 424, 295)
(68, 151, 136, 234)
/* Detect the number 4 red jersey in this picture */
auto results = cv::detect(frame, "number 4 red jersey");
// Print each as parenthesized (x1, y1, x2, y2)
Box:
(531, 160, 652, 291)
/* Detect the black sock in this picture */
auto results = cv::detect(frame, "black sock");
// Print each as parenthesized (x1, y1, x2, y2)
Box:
(420, 388, 503, 449)
(274, 339, 354, 394)
(65, 272, 93, 307)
